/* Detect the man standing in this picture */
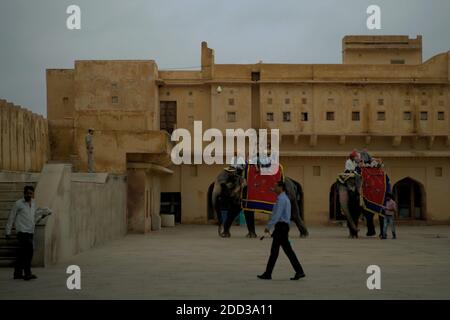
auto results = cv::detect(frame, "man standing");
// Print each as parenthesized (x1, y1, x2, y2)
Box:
(382, 193, 398, 239)
(216, 182, 231, 235)
(85, 128, 94, 173)
(258, 181, 305, 280)
(5, 186, 51, 280)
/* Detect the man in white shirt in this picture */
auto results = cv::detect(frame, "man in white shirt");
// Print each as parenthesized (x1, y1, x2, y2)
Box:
(5, 186, 51, 280)
(344, 150, 359, 173)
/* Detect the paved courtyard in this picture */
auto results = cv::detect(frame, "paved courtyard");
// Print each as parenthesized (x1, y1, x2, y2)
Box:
(1, 224, 450, 300)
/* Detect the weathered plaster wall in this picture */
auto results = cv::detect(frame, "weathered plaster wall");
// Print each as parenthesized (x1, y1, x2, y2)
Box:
(0, 100, 49, 172)
(33, 164, 127, 266)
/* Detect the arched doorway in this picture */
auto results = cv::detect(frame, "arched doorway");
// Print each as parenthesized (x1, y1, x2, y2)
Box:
(392, 178, 426, 220)
(329, 182, 346, 220)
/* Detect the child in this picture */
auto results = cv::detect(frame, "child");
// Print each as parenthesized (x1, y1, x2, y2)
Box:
(382, 193, 397, 239)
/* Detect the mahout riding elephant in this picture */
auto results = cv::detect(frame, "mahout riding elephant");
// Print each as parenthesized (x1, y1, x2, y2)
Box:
(209, 167, 309, 238)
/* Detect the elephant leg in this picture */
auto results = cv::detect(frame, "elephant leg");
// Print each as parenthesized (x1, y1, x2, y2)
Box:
(364, 211, 376, 236)
(349, 196, 361, 238)
(217, 210, 227, 236)
(291, 210, 309, 237)
(222, 209, 240, 237)
(244, 210, 257, 238)
(338, 185, 359, 237)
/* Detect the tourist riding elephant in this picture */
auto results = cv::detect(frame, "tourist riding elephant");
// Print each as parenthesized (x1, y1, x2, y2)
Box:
(336, 173, 376, 238)
(209, 168, 309, 238)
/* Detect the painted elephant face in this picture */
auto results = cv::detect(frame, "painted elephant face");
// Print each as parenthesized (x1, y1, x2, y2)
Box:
(337, 174, 358, 193)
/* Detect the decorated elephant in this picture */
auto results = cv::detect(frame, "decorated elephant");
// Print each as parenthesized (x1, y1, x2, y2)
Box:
(209, 166, 309, 238)
(336, 168, 390, 238)
(210, 167, 247, 236)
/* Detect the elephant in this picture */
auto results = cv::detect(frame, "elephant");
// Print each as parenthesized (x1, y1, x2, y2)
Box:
(336, 173, 376, 238)
(210, 168, 249, 237)
(209, 167, 309, 238)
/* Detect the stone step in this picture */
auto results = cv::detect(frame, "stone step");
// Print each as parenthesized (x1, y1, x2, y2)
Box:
(0, 190, 23, 197)
(0, 246, 18, 257)
(0, 211, 11, 220)
(0, 237, 18, 246)
(0, 226, 18, 233)
(0, 200, 16, 210)
(0, 256, 15, 267)
(0, 196, 21, 203)
(0, 183, 35, 192)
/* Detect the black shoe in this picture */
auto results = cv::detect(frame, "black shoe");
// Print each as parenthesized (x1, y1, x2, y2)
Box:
(392, 233, 397, 239)
(13, 274, 23, 280)
(23, 274, 37, 281)
(257, 273, 272, 280)
(290, 272, 306, 280)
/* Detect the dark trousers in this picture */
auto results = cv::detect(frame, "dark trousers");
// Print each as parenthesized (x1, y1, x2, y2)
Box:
(379, 215, 385, 237)
(15, 232, 34, 277)
(265, 222, 304, 275)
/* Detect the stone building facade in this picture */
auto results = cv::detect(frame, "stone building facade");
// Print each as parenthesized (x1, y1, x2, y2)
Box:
(46, 35, 450, 227)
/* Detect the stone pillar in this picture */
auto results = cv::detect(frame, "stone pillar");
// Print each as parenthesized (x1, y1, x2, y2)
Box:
(127, 169, 152, 233)
(1, 102, 11, 170)
(9, 105, 18, 171)
(17, 107, 25, 171)
(31, 114, 38, 172)
(147, 173, 161, 231)
(24, 111, 32, 171)
(0, 100, 4, 170)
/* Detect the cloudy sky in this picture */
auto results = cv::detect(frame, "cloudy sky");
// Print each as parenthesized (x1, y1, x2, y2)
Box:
(1, 0, 449, 116)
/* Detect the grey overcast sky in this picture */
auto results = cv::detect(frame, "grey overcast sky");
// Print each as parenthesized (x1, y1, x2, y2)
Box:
(1, 0, 450, 116)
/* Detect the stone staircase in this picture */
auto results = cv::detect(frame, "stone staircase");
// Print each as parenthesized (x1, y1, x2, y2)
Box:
(0, 181, 36, 267)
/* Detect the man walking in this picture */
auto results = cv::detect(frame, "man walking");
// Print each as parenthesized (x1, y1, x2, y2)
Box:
(5, 186, 51, 280)
(258, 181, 305, 280)
(85, 128, 94, 173)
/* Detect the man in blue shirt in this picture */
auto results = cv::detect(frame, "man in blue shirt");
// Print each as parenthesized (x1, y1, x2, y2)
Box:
(258, 181, 305, 280)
